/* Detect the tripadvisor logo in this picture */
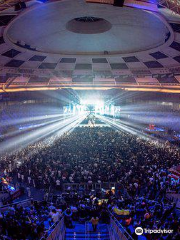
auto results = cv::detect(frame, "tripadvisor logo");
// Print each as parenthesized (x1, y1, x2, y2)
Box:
(135, 227, 174, 235)
(135, 227, 143, 235)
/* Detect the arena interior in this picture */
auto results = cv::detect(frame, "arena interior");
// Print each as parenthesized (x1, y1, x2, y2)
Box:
(0, 0, 180, 240)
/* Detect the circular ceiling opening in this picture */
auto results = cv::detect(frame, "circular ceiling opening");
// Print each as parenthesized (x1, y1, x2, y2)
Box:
(75, 16, 102, 22)
(66, 16, 112, 34)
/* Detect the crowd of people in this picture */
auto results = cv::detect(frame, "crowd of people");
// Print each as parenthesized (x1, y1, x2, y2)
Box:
(0, 200, 64, 239)
(0, 118, 180, 239)
(1, 126, 180, 190)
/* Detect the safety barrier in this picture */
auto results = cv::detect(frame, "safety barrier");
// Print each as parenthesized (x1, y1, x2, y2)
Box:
(45, 216, 65, 240)
(63, 182, 116, 191)
(109, 211, 134, 240)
